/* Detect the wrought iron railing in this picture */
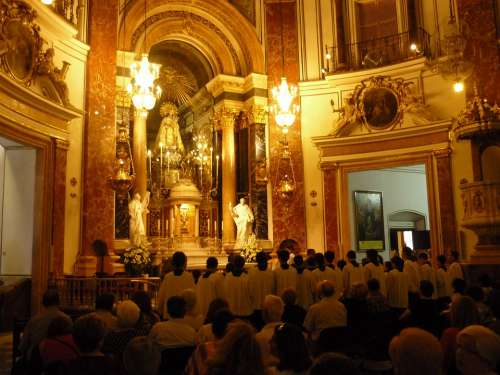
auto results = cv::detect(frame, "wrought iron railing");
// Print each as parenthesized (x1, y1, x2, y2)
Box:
(53, 276, 161, 309)
(324, 28, 431, 74)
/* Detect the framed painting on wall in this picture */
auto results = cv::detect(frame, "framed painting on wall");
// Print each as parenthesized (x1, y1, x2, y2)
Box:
(353, 190, 385, 251)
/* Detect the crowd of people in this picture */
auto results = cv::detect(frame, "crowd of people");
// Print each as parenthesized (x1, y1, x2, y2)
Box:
(15, 245, 500, 375)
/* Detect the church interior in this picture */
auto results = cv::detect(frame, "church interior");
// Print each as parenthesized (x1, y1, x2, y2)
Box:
(1, 0, 500, 372)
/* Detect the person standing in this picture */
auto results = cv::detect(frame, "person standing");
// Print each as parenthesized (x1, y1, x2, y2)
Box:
(343, 250, 364, 297)
(274, 250, 297, 297)
(386, 256, 409, 314)
(225, 255, 253, 318)
(447, 250, 464, 286)
(363, 249, 386, 295)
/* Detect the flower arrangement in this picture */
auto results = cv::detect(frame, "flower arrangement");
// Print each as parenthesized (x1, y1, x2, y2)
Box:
(240, 234, 259, 263)
(120, 246, 151, 276)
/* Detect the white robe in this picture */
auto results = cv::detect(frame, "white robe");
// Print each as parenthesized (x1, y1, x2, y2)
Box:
(157, 271, 195, 318)
(403, 260, 421, 293)
(248, 267, 275, 310)
(196, 271, 226, 317)
(295, 269, 315, 309)
(225, 272, 253, 316)
(386, 269, 409, 308)
(274, 267, 298, 296)
(447, 262, 464, 284)
(343, 263, 365, 294)
(419, 263, 437, 298)
(435, 267, 451, 298)
(363, 262, 387, 295)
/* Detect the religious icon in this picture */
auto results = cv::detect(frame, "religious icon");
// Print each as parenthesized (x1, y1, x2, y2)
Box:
(353, 191, 385, 251)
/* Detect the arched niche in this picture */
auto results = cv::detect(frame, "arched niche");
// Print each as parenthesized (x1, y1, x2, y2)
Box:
(119, 0, 265, 77)
(388, 210, 427, 231)
(481, 145, 500, 182)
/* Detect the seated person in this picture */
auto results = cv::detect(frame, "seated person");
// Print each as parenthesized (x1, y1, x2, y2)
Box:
(20, 289, 72, 361)
(148, 296, 197, 349)
(123, 336, 161, 375)
(304, 281, 347, 340)
(366, 278, 391, 314)
(62, 315, 118, 375)
(271, 323, 312, 375)
(132, 291, 160, 335)
(197, 298, 229, 344)
(309, 353, 360, 375)
(255, 295, 285, 367)
(93, 293, 117, 332)
(102, 300, 142, 356)
(401, 280, 441, 337)
(180, 289, 204, 331)
(281, 288, 307, 327)
(39, 316, 78, 367)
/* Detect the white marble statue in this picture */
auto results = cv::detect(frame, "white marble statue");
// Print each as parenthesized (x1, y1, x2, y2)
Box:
(129, 191, 150, 247)
(229, 197, 254, 249)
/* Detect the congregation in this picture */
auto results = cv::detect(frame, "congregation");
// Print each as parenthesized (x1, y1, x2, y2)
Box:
(15, 245, 500, 375)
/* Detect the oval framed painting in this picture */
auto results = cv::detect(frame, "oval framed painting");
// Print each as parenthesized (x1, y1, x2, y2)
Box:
(361, 87, 400, 130)
(3, 19, 37, 83)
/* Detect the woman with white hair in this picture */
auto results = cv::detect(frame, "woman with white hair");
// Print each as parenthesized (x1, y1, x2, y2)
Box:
(456, 325, 500, 375)
(181, 288, 204, 331)
(102, 300, 142, 357)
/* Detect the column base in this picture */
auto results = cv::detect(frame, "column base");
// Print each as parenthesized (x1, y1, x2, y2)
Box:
(74, 255, 97, 276)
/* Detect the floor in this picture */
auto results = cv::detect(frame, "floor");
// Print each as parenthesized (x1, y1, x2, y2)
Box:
(0, 332, 13, 375)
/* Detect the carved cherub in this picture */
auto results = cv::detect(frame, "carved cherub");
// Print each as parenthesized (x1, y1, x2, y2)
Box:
(37, 47, 71, 106)
(330, 96, 360, 137)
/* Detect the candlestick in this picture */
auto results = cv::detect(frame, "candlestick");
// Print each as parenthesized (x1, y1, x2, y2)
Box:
(216, 154, 220, 187)
(147, 149, 152, 187)
(159, 142, 163, 188)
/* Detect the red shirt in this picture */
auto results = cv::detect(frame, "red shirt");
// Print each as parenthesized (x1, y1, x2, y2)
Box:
(39, 334, 78, 365)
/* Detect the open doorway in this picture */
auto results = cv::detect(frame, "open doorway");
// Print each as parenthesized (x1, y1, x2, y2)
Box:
(0, 136, 36, 276)
(348, 164, 430, 259)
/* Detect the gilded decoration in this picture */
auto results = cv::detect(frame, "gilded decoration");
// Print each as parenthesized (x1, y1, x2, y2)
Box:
(0, 0, 72, 106)
(331, 76, 435, 137)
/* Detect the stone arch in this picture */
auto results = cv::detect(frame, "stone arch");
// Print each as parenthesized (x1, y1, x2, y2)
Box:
(120, 0, 265, 77)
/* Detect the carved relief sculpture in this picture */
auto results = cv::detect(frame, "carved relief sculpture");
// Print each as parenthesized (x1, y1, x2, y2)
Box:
(37, 47, 71, 106)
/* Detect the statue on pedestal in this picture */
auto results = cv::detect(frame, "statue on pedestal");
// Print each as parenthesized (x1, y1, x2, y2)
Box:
(230, 197, 254, 249)
(156, 102, 185, 154)
(129, 192, 150, 247)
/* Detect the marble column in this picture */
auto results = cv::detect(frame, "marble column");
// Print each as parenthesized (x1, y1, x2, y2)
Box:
(78, 0, 117, 275)
(133, 109, 148, 204)
(220, 109, 237, 248)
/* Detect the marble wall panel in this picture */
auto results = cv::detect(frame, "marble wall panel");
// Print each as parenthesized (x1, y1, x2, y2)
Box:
(52, 140, 68, 276)
(436, 151, 457, 254)
(82, 0, 118, 254)
(323, 167, 339, 257)
(458, 0, 500, 103)
(266, 1, 307, 251)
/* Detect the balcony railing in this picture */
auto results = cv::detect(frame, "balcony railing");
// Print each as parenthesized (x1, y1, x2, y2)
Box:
(324, 28, 431, 74)
(53, 276, 161, 309)
(45, 0, 87, 40)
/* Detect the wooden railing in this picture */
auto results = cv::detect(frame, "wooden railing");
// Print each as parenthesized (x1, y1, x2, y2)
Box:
(53, 276, 161, 309)
(325, 28, 431, 73)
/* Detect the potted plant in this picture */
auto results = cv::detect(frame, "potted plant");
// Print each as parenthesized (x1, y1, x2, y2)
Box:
(120, 246, 151, 276)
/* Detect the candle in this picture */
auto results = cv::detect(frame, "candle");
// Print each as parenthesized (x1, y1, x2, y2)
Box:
(166, 151, 170, 174)
(147, 149, 152, 185)
(159, 142, 163, 188)
(216, 155, 219, 186)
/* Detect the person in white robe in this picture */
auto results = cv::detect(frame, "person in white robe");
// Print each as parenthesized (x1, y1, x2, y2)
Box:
(157, 252, 195, 318)
(363, 249, 386, 295)
(196, 257, 225, 317)
(435, 255, 451, 300)
(343, 250, 365, 297)
(447, 250, 464, 285)
(248, 252, 275, 312)
(402, 248, 420, 296)
(293, 255, 315, 309)
(224, 255, 253, 317)
(386, 256, 409, 310)
(417, 252, 437, 298)
(274, 250, 297, 296)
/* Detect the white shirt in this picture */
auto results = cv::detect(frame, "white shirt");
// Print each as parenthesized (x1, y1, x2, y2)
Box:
(385, 269, 409, 308)
(403, 260, 420, 293)
(274, 266, 297, 296)
(363, 262, 387, 295)
(148, 319, 197, 349)
(304, 297, 347, 340)
(295, 269, 315, 309)
(248, 267, 275, 310)
(255, 322, 281, 367)
(225, 272, 253, 316)
(343, 262, 365, 293)
(158, 271, 195, 317)
(419, 263, 437, 298)
(196, 271, 226, 317)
